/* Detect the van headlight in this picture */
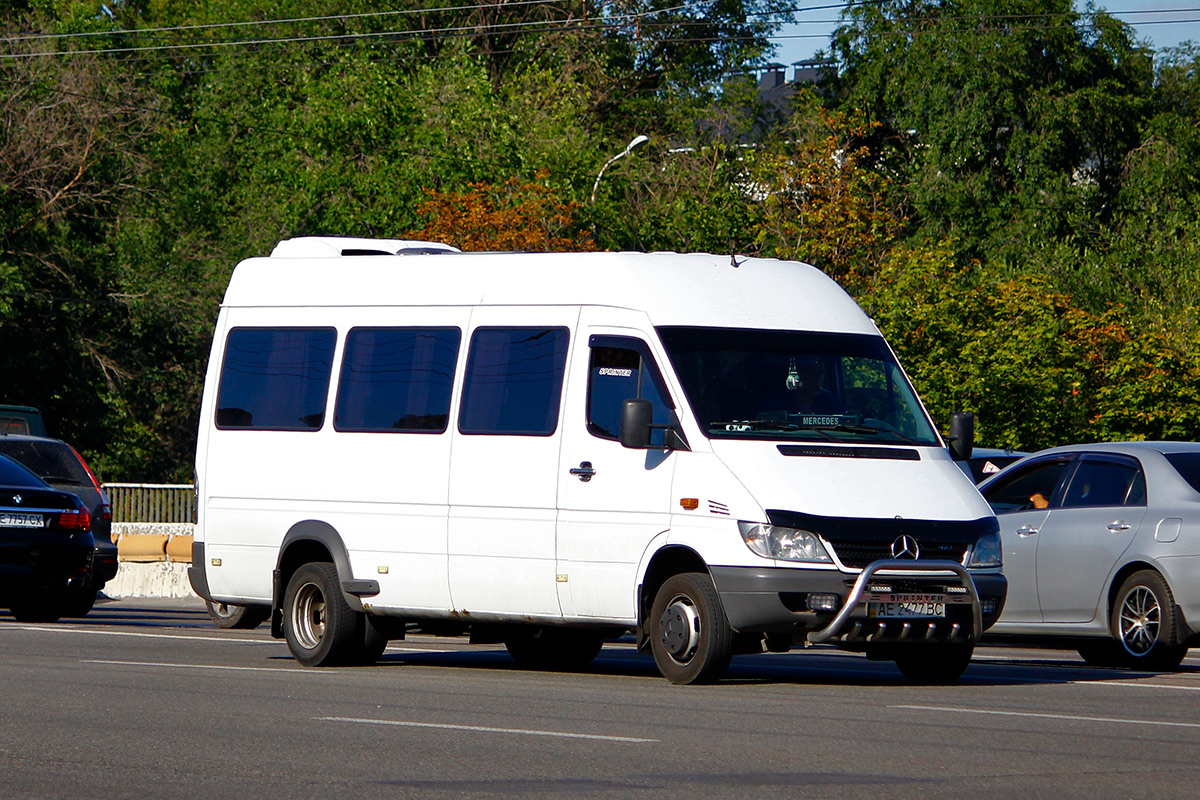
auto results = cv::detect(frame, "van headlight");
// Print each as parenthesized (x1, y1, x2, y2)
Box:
(738, 522, 832, 563)
(967, 531, 1003, 568)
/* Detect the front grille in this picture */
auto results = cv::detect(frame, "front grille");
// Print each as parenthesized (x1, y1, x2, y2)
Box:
(828, 540, 969, 569)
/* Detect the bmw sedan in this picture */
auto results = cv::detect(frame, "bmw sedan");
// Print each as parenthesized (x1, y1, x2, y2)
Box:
(0, 453, 96, 623)
(979, 441, 1200, 670)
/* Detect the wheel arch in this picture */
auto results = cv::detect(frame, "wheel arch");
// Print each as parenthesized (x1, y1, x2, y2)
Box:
(270, 520, 367, 637)
(1107, 560, 1194, 647)
(637, 545, 710, 643)
(1105, 559, 1159, 629)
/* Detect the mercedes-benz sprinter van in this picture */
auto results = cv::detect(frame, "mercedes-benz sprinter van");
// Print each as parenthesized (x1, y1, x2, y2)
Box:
(190, 237, 1006, 684)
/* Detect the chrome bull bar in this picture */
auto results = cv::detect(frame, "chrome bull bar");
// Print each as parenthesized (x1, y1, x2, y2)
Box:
(806, 559, 983, 645)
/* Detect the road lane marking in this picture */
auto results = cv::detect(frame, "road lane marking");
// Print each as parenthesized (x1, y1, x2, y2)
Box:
(319, 716, 657, 743)
(1072, 681, 1200, 692)
(83, 659, 316, 674)
(892, 704, 1200, 729)
(1, 626, 276, 644)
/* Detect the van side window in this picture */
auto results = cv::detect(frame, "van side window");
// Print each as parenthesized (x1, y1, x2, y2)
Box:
(335, 328, 461, 433)
(459, 327, 569, 436)
(587, 338, 673, 445)
(215, 327, 336, 430)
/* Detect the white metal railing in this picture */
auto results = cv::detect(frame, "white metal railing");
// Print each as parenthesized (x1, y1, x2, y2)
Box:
(104, 483, 195, 524)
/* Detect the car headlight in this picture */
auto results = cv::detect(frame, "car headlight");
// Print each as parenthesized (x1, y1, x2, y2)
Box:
(967, 531, 1002, 568)
(737, 522, 833, 563)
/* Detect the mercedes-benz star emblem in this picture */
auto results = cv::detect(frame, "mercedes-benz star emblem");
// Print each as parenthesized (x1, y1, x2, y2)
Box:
(891, 534, 920, 560)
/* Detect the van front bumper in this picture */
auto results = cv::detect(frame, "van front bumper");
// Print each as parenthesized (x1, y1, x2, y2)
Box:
(710, 562, 1006, 642)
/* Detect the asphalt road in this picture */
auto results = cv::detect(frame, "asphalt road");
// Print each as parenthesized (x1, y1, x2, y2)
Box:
(1, 597, 1198, 800)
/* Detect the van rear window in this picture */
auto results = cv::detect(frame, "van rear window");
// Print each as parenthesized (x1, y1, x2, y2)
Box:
(334, 328, 461, 433)
(459, 327, 569, 436)
(215, 327, 336, 430)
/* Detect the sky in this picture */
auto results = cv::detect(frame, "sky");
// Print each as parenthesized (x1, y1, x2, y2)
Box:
(770, 1, 1200, 66)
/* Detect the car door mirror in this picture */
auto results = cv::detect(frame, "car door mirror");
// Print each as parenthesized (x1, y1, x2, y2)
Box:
(619, 399, 653, 449)
(949, 411, 975, 462)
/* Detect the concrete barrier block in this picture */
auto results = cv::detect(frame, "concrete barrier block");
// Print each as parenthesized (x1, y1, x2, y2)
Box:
(166, 534, 194, 563)
(117, 533, 169, 562)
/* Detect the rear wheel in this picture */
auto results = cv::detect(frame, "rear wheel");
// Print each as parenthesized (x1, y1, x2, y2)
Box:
(283, 562, 360, 666)
(205, 600, 270, 630)
(62, 588, 98, 618)
(893, 644, 975, 684)
(648, 572, 734, 685)
(8, 595, 66, 623)
(505, 628, 605, 670)
(1111, 570, 1188, 671)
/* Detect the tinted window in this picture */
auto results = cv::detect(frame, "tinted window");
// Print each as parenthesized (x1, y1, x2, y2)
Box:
(459, 328, 569, 435)
(0, 453, 46, 488)
(0, 440, 89, 485)
(587, 340, 672, 445)
(215, 328, 336, 430)
(335, 328, 460, 433)
(1165, 452, 1200, 494)
(983, 459, 1071, 513)
(1062, 459, 1144, 507)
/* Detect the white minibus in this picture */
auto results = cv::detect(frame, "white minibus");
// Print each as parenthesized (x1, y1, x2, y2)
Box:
(190, 237, 1006, 684)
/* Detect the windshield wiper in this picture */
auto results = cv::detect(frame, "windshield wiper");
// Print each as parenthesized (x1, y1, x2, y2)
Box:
(709, 420, 802, 432)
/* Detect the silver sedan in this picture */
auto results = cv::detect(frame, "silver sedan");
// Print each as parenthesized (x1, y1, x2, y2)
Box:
(979, 441, 1200, 670)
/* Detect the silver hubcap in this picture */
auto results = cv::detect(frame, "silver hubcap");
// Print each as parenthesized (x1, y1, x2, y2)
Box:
(659, 594, 701, 663)
(212, 602, 235, 618)
(291, 581, 327, 650)
(1118, 586, 1161, 656)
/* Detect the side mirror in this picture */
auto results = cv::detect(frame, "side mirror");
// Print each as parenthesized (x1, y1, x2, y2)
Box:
(949, 411, 975, 462)
(619, 399, 653, 449)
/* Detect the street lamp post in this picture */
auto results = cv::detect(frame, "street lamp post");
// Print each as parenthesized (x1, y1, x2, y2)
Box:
(590, 134, 649, 204)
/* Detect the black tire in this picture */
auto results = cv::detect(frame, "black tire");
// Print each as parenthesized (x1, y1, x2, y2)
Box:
(351, 615, 390, 666)
(8, 595, 65, 623)
(62, 588, 98, 618)
(283, 562, 360, 667)
(1077, 640, 1124, 668)
(894, 644, 975, 684)
(504, 628, 605, 670)
(1110, 570, 1188, 671)
(648, 572, 734, 685)
(205, 600, 270, 630)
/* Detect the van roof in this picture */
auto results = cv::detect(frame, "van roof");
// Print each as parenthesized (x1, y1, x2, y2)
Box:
(222, 243, 877, 334)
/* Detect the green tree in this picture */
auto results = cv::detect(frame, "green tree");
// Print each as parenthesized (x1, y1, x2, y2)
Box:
(832, 0, 1153, 261)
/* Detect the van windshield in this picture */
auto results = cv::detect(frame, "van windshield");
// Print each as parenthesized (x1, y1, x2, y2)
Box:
(657, 326, 941, 446)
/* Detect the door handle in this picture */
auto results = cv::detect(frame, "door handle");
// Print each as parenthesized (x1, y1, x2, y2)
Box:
(569, 461, 596, 482)
(1107, 520, 1132, 533)
(1015, 525, 1039, 537)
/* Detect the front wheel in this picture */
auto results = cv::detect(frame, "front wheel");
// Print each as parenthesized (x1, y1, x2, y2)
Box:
(205, 600, 270, 630)
(283, 562, 361, 666)
(893, 644, 975, 684)
(648, 572, 734, 685)
(1111, 571, 1188, 671)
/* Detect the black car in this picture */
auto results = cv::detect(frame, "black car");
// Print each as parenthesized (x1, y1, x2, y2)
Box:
(0, 452, 96, 622)
(0, 434, 116, 615)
